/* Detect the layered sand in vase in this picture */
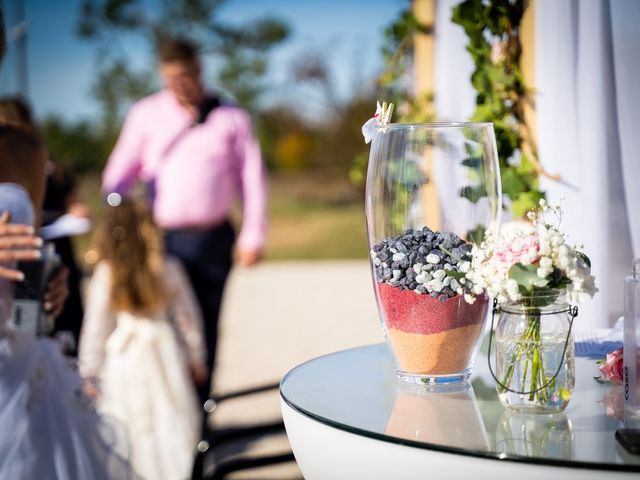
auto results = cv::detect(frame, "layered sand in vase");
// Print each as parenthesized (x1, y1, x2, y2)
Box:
(377, 283, 488, 375)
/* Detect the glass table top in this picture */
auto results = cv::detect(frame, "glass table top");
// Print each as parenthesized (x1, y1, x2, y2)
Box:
(280, 343, 640, 472)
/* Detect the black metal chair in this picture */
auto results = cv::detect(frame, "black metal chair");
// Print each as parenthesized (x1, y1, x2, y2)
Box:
(191, 382, 298, 480)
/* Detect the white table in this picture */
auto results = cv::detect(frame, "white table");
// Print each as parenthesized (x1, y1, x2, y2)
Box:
(280, 344, 640, 479)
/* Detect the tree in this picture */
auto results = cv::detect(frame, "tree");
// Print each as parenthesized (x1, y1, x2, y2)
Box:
(76, 0, 289, 132)
(41, 116, 112, 174)
(282, 47, 378, 179)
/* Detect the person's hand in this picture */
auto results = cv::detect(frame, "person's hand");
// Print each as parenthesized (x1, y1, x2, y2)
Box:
(0, 211, 43, 281)
(234, 246, 263, 267)
(191, 363, 209, 386)
(44, 265, 69, 318)
(67, 201, 92, 219)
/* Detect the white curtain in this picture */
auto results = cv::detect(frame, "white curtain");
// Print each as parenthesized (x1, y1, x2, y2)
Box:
(536, 0, 638, 328)
(432, 0, 477, 233)
(434, 0, 475, 122)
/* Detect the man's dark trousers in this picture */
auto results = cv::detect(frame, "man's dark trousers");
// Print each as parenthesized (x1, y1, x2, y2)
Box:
(165, 220, 235, 406)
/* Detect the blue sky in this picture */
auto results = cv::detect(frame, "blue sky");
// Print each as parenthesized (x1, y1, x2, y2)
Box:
(0, 0, 407, 122)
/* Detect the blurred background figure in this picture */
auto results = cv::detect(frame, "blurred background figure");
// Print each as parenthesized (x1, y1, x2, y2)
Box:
(0, 96, 89, 354)
(41, 158, 90, 353)
(78, 197, 207, 480)
(102, 36, 267, 404)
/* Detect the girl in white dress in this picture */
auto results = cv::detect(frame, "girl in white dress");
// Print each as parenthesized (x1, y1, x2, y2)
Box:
(79, 197, 207, 480)
(0, 126, 135, 479)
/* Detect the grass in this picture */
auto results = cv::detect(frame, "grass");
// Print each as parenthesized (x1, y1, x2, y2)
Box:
(266, 198, 368, 259)
(74, 172, 369, 265)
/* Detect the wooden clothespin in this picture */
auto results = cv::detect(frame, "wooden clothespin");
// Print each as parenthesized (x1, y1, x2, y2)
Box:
(380, 102, 395, 125)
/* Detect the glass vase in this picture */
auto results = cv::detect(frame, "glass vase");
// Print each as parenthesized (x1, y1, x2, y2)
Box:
(365, 122, 501, 386)
(492, 290, 577, 413)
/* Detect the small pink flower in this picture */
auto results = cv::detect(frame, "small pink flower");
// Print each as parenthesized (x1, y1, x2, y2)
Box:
(598, 348, 624, 385)
(492, 234, 540, 274)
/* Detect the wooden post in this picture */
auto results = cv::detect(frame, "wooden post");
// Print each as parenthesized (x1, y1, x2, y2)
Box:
(414, 0, 435, 97)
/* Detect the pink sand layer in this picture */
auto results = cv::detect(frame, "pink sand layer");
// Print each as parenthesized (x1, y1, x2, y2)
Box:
(377, 283, 488, 335)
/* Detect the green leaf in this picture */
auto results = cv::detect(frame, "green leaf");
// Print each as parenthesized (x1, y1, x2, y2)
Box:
(508, 263, 549, 290)
(501, 169, 527, 196)
(461, 157, 482, 169)
(466, 224, 486, 244)
(446, 270, 468, 279)
(459, 185, 486, 203)
(510, 191, 545, 218)
(578, 251, 592, 269)
(516, 153, 537, 177)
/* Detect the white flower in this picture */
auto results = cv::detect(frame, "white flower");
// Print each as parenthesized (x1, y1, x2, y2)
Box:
(463, 203, 596, 306)
(361, 102, 383, 144)
(506, 279, 520, 299)
(539, 256, 552, 269)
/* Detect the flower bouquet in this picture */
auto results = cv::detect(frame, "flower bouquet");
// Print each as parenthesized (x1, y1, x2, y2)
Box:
(466, 201, 597, 412)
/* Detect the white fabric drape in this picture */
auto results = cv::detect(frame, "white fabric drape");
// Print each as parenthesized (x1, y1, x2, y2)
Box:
(536, 0, 638, 327)
(610, 0, 640, 256)
(434, 0, 475, 122)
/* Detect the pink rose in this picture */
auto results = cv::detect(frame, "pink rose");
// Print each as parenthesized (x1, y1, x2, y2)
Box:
(598, 348, 624, 385)
(492, 234, 540, 274)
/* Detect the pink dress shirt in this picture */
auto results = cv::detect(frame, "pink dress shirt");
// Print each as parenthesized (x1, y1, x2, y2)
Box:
(102, 90, 267, 250)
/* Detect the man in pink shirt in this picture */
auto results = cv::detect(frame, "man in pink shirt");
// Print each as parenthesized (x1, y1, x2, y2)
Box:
(102, 38, 267, 403)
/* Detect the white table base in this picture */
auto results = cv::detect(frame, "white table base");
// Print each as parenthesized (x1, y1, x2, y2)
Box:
(282, 399, 635, 479)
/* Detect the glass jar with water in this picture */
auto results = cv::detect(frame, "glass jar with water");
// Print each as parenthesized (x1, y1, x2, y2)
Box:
(492, 289, 577, 413)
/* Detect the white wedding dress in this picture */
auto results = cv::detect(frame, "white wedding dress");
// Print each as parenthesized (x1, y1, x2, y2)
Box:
(79, 258, 206, 480)
(0, 183, 136, 479)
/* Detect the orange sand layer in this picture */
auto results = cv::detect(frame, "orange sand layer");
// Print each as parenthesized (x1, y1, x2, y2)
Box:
(387, 323, 485, 374)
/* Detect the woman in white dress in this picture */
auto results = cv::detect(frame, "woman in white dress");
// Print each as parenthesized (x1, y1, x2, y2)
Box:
(79, 197, 207, 480)
(0, 126, 136, 479)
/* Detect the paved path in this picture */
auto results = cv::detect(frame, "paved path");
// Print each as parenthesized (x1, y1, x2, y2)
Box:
(215, 260, 382, 392)
(211, 260, 383, 478)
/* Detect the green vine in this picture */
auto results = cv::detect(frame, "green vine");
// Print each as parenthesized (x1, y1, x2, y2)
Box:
(452, 0, 548, 217)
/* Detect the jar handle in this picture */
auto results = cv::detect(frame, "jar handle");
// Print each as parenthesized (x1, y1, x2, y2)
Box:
(486, 298, 579, 395)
